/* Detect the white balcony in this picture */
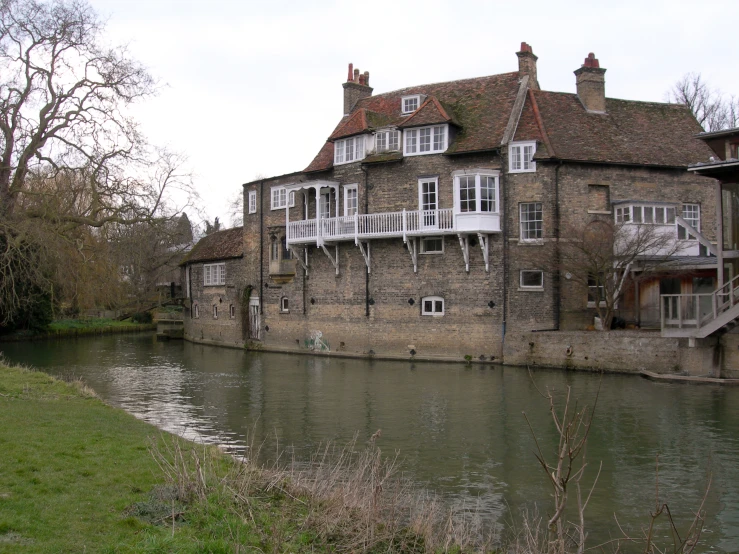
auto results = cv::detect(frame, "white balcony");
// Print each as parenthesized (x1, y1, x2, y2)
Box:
(286, 208, 500, 247)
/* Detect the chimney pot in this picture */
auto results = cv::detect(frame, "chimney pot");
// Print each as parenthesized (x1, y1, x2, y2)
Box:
(347, 63, 353, 82)
(359, 74, 365, 85)
(353, 68, 360, 83)
(342, 64, 374, 115)
(364, 71, 370, 87)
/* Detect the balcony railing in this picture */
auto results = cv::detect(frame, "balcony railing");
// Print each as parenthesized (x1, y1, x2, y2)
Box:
(661, 274, 739, 333)
(287, 208, 497, 246)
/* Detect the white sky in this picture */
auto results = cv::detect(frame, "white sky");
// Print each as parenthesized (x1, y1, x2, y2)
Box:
(88, 0, 739, 227)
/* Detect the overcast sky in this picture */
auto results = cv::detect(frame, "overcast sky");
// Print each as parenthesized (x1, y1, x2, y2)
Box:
(88, 0, 739, 228)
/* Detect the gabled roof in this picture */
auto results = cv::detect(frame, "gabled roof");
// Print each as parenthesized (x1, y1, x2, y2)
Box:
(180, 227, 243, 266)
(514, 91, 714, 167)
(397, 96, 456, 128)
(305, 72, 521, 172)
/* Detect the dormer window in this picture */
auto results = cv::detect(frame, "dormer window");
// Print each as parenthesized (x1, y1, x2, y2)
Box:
(509, 141, 537, 173)
(403, 125, 448, 156)
(401, 95, 422, 114)
(375, 129, 400, 153)
(334, 136, 365, 165)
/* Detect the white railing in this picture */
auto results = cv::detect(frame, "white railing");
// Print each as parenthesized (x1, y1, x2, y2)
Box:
(287, 208, 461, 245)
(661, 274, 739, 332)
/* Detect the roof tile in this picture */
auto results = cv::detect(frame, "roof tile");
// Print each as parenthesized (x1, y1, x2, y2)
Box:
(181, 227, 243, 265)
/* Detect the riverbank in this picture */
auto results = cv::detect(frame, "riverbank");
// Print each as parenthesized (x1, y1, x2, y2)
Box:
(0, 319, 156, 342)
(0, 362, 490, 553)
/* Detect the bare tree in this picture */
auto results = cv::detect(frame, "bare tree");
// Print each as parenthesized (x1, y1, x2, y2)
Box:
(526, 218, 687, 331)
(0, 0, 198, 327)
(666, 73, 736, 132)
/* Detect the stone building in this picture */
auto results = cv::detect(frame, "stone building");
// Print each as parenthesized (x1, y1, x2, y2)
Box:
(181, 226, 248, 347)
(235, 44, 716, 361)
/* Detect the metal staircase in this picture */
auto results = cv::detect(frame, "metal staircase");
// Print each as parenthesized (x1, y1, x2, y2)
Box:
(661, 274, 739, 337)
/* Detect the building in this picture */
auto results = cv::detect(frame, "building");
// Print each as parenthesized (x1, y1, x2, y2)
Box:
(207, 44, 718, 361)
(181, 226, 250, 347)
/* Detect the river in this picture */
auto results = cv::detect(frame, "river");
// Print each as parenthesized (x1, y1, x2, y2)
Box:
(2, 333, 737, 551)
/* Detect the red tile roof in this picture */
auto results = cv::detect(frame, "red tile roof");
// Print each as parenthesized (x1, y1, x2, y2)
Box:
(180, 227, 243, 265)
(304, 72, 521, 171)
(397, 96, 455, 128)
(515, 91, 714, 167)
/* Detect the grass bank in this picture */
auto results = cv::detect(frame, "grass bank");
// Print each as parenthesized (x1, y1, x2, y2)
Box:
(0, 319, 155, 342)
(0, 363, 492, 553)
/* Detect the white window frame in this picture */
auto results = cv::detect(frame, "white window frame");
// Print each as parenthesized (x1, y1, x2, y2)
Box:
(452, 170, 500, 214)
(248, 190, 257, 214)
(509, 141, 537, 173)
(213, 305, 218, 319)
(270, 186, 295, 210)
(520, 270, 544, 290)
(401, 95, 421, 114)
(344, 184, 358, 217)
(375, 129, 400, 152)
(420, 236, 444, 254)
(615, 204, 676, 225)
(520, 202, 543, 242)
(678, 204, 700, 241)
(280, 296, 289, 313)
(403, 125, 448, 156)
(203, 263, 226, 286)
(421, 296, 445, 316)
(334, 135, 366, 165)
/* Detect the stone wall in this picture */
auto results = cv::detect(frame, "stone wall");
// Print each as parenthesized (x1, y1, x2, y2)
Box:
(183, 257, 246, 347)
(503, 330, 722, 375)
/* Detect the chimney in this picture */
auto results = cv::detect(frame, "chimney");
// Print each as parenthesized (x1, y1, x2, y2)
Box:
(574, 53, 607, 113)
(343, 63, 373, 115)
(516, 42, 539, 90)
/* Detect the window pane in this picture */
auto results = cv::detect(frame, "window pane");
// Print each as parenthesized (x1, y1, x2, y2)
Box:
(521, 270, 543, 288)
(523, 145, 534, 169)
(389, 131, 399, 150)
(406, 130, 417, 153)
(376, 132, 386, 152)
(424, 300, 432, 313)
(459, 175, 476, 212)
(511, 146, 521, 170)
(633, 206, 642, 223)
(335, 141, 344, 163)
(433, 126, 445, 151)
(644, 206, 653, 223)
(419, 128, 431, 152)
(435, 300, 443, 313)
(666, 207, 675, 224)
(520, 202, 543, 240)
(481, 176, 496, 212)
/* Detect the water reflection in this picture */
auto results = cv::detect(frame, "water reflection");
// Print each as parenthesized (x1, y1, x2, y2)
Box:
(2, 334, 738, 551)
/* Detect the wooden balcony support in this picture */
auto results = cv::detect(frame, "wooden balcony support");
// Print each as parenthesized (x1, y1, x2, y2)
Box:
(357, 241, 371, 273)
(458, 234, 470, 273)
(407, 238, 418, 273)
(320, 244, 339, 276)
(477, 233, 489, 272)
(287, 245, 308, 274)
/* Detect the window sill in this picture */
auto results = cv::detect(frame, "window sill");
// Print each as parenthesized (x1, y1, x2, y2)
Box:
(403, 150, 446, 157)
(518, 239, 544, 246)
(420, 252, 443, 255)
(587, 210, 612, 215)
(279, 310, 290, 314)
(518, 287, 544, 292)
(508, 168, 536, 174)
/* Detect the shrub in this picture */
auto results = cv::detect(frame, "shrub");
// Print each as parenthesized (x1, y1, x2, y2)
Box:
(132, 311, 153, 324)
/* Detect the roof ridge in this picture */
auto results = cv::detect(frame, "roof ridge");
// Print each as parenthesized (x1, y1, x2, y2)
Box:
(533, 89, 690, 109)
(360, 71, 519, 101)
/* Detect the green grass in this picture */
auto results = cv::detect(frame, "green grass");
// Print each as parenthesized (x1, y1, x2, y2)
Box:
(0, 363, 306, 553)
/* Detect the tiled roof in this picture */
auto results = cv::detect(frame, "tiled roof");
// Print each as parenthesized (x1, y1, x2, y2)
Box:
(397, 96, 455, 128)
(328, 109, 367, 140)
(516, 91, 714, 167)
(304, 72, 521, 171)
(180, 227, 243, 265)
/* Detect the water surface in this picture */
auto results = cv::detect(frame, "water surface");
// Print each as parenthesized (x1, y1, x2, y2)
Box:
(2, 333, 737, 551)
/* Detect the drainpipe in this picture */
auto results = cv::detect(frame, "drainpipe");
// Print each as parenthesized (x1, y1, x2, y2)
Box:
(501, 159, 508, 347)
(361, 164, 370, 317)
(554, 160, 563, 330)
(259, 180, 264, 315)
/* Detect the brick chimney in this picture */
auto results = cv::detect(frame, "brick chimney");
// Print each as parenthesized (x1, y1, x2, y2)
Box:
(516, 42, 539, 90)
(574, 53, 607, 113)
(343, 63, 373, 115)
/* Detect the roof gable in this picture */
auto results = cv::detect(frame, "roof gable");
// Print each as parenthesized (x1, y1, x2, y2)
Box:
(397, 96, 454, 128)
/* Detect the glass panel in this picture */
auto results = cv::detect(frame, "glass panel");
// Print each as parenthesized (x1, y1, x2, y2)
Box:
(389, 131, 399, 150)
(511, 146, 521, 171)
(458, 176, 476, 212)
(406, 130, 417, 153)
(435, 300, 443, 313)
(655, 208, 664, 224)
(433, 126, 445, 151)
(632, 206, 642, 223)
(424, 300, 432, 313)
(644, 206, 653, 223)
(523, 145, 534, 169)
(521, 202, 543, 240)
(666, 207, 675, 224)
(376, 132, 386, 152)
(480, 176, 496, 212)
(419, 128, 431, 152)
(521, 271, 543, 288)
